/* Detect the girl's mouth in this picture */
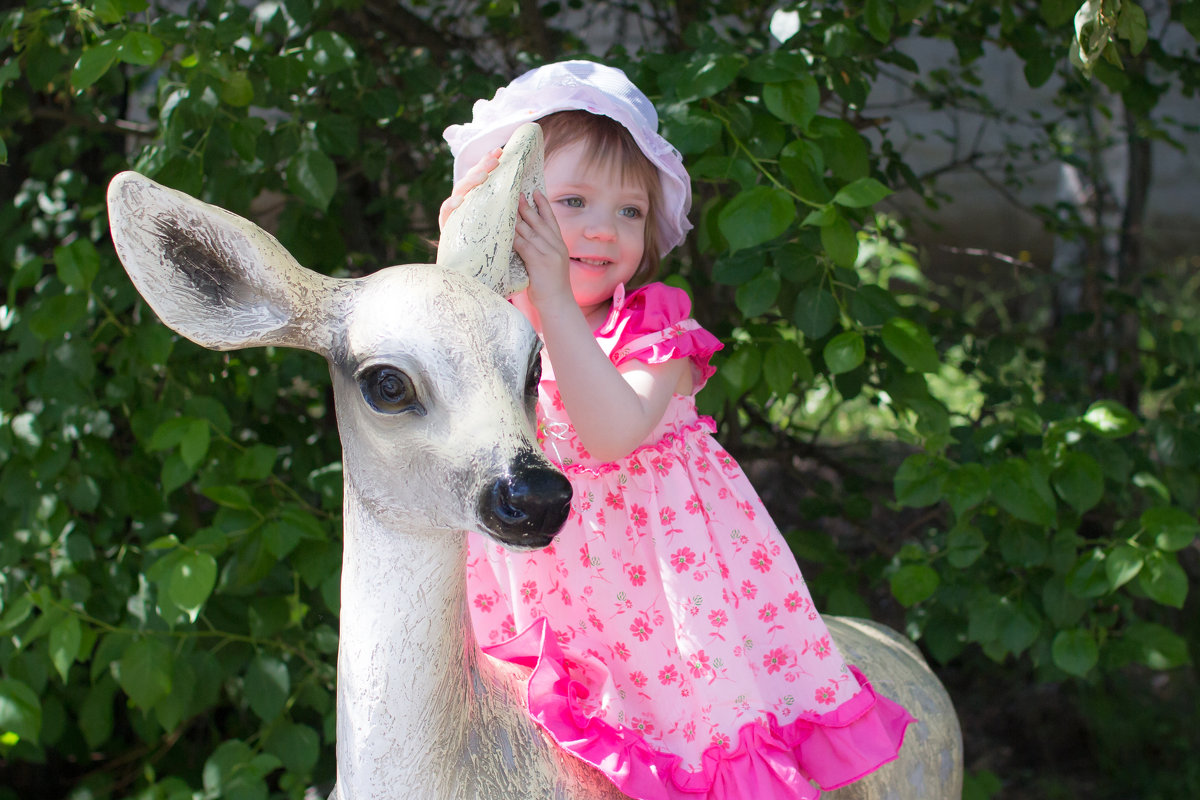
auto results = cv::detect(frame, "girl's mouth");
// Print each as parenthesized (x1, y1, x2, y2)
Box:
(572, 256, 612, 268)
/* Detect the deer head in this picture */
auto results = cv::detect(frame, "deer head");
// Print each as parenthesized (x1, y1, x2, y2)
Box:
(107, 124, 569, 549)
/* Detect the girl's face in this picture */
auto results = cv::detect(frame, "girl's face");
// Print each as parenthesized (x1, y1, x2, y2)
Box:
(543, 140, 649, 324)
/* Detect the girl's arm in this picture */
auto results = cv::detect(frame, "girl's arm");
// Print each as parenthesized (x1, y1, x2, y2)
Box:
(515, 192, 690, 462)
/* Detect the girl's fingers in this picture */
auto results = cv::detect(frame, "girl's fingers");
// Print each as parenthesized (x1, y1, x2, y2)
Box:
(438, 195, 463, 231)
(531, 192, 562, 233)
(440, 148, 505, 229)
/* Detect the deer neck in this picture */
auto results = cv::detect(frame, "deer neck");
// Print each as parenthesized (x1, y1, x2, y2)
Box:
(334, 490, 487, 797)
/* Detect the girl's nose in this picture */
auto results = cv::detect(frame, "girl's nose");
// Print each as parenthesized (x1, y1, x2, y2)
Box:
(584, 218, 617, 241)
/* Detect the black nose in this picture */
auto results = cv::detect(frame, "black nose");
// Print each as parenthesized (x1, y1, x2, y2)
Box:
(479, 449, 572, 550)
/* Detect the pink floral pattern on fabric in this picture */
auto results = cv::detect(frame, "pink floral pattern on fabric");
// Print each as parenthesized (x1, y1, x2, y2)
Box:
(467, 282, 912, 799)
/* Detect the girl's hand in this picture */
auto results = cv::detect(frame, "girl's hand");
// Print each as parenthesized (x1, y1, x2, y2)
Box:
(438, 147, 503, 230)
(514, 191, 573, 311)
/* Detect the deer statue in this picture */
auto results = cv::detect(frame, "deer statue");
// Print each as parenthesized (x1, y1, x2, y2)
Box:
(107, 123, 962, 800)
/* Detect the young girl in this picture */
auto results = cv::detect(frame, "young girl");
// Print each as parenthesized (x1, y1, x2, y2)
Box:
(442, 60, 912, 800)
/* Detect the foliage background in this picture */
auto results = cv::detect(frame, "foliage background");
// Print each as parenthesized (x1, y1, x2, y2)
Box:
(1, 0, 1198, 798)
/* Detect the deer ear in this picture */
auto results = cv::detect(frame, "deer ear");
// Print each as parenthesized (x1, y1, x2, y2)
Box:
(107, 172, 342, 356)
(436, 123, 545, 298)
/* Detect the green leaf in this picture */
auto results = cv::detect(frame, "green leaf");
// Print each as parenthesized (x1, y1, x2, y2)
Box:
(264, 722, 320, 774)
(0, 679, 42, 745)
(1022, 49, 1057, 87)
(779, 139, 830, 204)
(287, 149, 338, 212)
(661, 105, 722, 154)
(114, 638, 173, 710)
(179, 418, 210, 469)
(80, 677, 117, 749)
(718, 346, 763, 395)
(185, 394, 233, 436)
(1041, 0, 1078, 27)
(894, 452, 944, 507)
(1140, 506, 1199, 552)
(763, 341, 813, 397)
(305, 30, 357, 74)
(1183, 0, 1200, 39)
(162, 453, 196, 496)
(278, 505, 330, 542)
(236, 444, 278, 481)
(0, 595, 35, 635)
(202, 485, 253, 509)
(231, 117, 265, 160)
(718, 187, 795, 252)
(712, 250, 763, 286)
(54, 238, 101, 291)
(1125, 621, 1191, 670)
(1051, 452, 1105, 513)
(966, 590, 1005, 645)
(72, 42, 119, 90)
(865, 0, 896, 42)
(117, 31, 164, 66)
(881, 317, 940, 373)
(763, 78, 819, 129)
(93, 0, 124, 23)
(29, 293, 88, 340)
(963, 770, 1003, 800)
(998, 600, 1040, 657)
(152, 661, 191, 732)
(811, 117, 869, 181)
(792, 286, 839, 339)
(943, 462, 990, 519)
(1116, 2, 1148, 54)
(823, 330, 865, 375)
(220, 72, 255, 107)
(168, 552, 218, 621)
(1067, 548, 1111, 599)
(735, 271, 781, 317)
(204, 739, 275, 800)
(1139, 551, 1188, 608)
(149, 417, 195, 451)
(991, 458, 1056, 526)
(890, 563, 939, 606)
(50, 615, 83, 682)
(946, 524, 987, 568)
(675, 52, 743, 100)
(832, 176, 892, 208)
(1105, 543, 1143, 590)
(819, 213, 858, 269)
(897, 0, 934, 23)
(262, 520, 303, 559)
(1043, 576, 1088, 627)
(848, 284, 902, 327)
(998, 526, 1048, 568)
(1052, 628, 1098, 677)
(245, 655, 290, 721)
(1082, 399, 1139, 438)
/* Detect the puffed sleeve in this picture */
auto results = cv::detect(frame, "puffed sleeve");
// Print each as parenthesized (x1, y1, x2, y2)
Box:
(596, 283, 723, 391)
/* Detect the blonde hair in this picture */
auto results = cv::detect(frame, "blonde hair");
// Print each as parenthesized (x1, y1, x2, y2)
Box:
(537, 110, 664, 287)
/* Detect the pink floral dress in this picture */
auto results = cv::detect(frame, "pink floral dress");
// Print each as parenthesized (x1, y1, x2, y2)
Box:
(467, 283, 912, 800)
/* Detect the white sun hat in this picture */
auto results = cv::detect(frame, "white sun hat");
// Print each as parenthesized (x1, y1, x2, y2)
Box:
(444, 60, 693, 258)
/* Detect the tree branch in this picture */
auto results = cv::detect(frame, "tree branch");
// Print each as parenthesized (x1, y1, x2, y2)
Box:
(32, 106, 155, 138)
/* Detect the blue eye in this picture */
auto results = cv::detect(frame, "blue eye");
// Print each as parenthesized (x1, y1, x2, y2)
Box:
(562, 197, 583, 208)
(620, 206, 643, 219)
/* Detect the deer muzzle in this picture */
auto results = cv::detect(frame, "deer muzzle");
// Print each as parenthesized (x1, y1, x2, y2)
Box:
(479, 449, 572, 550)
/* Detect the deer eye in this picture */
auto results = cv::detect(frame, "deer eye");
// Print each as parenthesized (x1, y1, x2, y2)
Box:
(360, 366, 425, 415)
